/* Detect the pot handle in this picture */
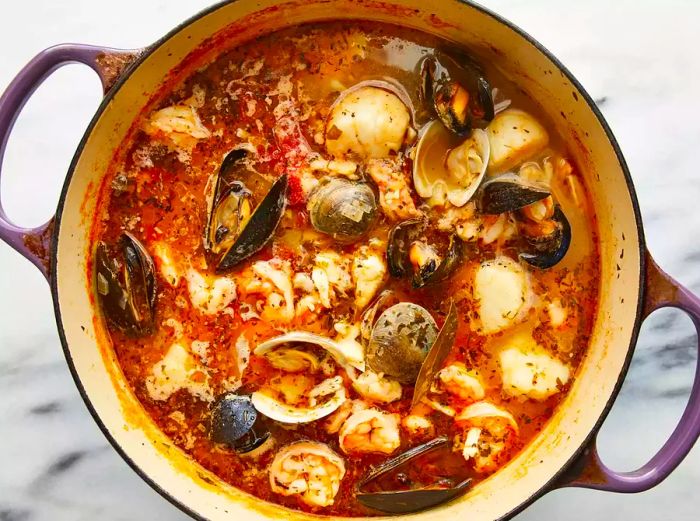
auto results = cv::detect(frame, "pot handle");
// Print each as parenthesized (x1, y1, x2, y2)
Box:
(0, 44, 140, 279)
(559, 252, 700, 492)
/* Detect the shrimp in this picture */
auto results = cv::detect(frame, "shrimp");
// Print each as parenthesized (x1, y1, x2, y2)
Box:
(325, 86, 412, 160)
(433, 363, 485, 402)
(269, 441, 346, 507)
(402, 403, 435, 438)
(351, 370, 402, 403)
(455, 401, 519, 474)
(339, 408, 401, 455)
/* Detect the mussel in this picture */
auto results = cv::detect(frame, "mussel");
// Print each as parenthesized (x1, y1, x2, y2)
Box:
(366, 303, 438, 384)
(411, 301, 458, 408)
(476, 173, 571, 268)
(209, 393, 270, 453)
(205, 149, 288, 272)
(307, 177, 378, 241)
(420, 51, 494, 135)
(477, 173, 550, 215)
(387, 219, 463, 288)
(356, 436, 472, 514)
(519, 205, 571, 269)
(95, 232, 156, 336)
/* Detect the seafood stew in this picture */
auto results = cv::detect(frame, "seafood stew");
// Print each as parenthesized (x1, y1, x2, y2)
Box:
(91, 22, 599, 516)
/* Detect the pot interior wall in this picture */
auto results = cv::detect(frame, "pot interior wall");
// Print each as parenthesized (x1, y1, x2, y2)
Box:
(53, 1, 643, 520)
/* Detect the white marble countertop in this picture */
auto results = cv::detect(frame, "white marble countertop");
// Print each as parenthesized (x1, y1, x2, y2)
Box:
(0, 1, 698, 519)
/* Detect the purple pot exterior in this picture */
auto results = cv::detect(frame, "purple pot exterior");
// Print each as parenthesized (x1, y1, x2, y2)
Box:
(0, 25, 698, 520)
(0, 44, 137, 278)
(558, 253, 700, 492)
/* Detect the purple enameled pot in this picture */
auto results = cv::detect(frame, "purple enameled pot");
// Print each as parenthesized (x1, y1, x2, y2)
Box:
(0, 1, 698, 520)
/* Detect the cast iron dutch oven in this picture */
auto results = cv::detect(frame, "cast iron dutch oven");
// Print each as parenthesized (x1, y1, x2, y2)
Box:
(0, 1, 698, 520)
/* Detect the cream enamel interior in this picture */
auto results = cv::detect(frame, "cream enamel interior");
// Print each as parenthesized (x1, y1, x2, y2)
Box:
(53, 1, 643, 520)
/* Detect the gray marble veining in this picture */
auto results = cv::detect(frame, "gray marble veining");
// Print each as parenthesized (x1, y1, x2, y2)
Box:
(0, 1, 698, 520)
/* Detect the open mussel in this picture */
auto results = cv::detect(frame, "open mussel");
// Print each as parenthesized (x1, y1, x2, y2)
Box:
(387, 219, 463, 288)
(519, 204, 571, 269)
(420, 51, 494, 136)
(206, 149, 288, 272)
(477, 173, 571, 268)
(95, 232, 156, 336)
(477, 173, 550, 215)
(356, 436, 472, 514)
(210, 393, 270, 453)
(366, 302, 438, 384)
(307, 177, 378, 241)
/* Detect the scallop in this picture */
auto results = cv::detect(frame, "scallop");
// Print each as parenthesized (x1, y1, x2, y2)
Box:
(486, 109, 549, 172)
(325, 81, 413, 159)
(474, 256, 531, 334)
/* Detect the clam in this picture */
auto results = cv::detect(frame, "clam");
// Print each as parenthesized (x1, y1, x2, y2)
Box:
(205, 149, 288, 272)
(254, 330, 365, 371)
(387, 219, 464, 288)
(360, 290, 400, 344)
(251, 381, 347, 424)
(356, 436, 472, 514)
(366, 303, 438, 384)
(95, 232, 156, 337)
(307, 177, 378, 241)
(477, 173, 550, 215)
(209, 394, 270, 453)
(420, 51, 494, 135)
(412, 121, 490, 207)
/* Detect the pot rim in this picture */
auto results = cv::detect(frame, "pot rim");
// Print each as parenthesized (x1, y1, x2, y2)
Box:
(48, 1, 648, 519)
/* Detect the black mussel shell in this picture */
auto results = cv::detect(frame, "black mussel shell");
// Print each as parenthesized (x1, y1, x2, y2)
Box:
(477, 173, 551, 215)
(387, 219, 464, 288)
(420, 51, 495, 135)
(412, 235, 463, 289)
(95, 232, 156, 337)
(356, 437, 472, 514)
(210, 394, 270, 453)
(411, 300, 458, 408)
(520, 206, 571, 269)
(207, 181, 252, 256)
(387, 218, 426, 278)
(219, 148, 248, 177)
(216, 174, 288, 272)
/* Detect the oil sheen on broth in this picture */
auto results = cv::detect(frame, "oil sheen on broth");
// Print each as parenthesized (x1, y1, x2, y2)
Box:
(92, 22, 599, 517)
